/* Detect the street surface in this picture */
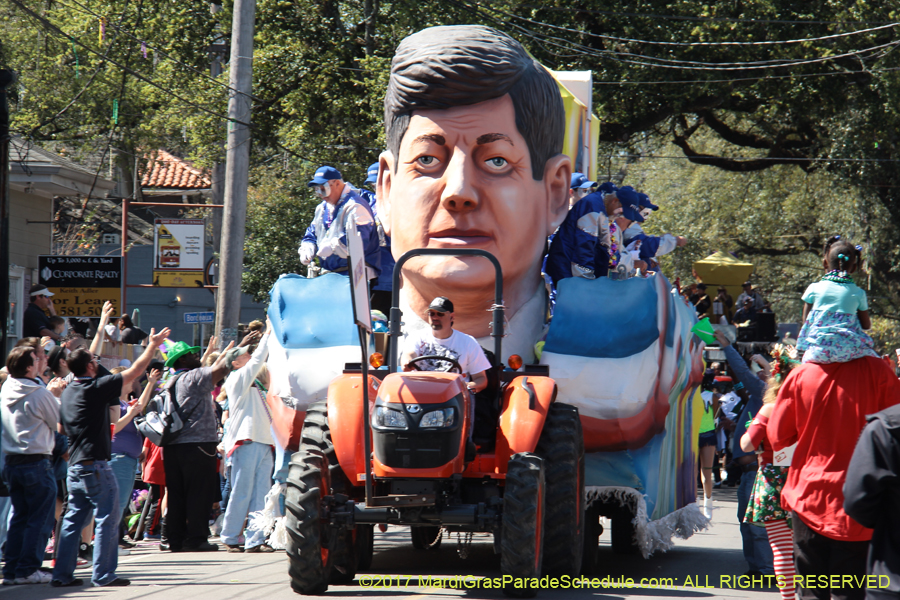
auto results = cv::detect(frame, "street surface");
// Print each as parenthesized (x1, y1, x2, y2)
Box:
(6, 486, 782, 600)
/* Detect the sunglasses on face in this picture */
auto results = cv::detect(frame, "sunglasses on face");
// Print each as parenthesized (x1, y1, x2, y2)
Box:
(427, 310, 446, 318)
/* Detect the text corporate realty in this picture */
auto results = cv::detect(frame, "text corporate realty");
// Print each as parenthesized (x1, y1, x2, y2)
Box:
(357, 574, 893, 591)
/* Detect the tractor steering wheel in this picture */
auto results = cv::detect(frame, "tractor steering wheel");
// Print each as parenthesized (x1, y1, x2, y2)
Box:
(406, 355, 463, 374)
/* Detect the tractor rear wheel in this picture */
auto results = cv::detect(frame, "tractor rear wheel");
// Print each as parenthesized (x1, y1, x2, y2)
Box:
(535, 402, 585, 577)
(410, 526, 443, 550)
(299, 401, 352, 493)
(501, 453, 545, 598)
(285, 452, 333, 594)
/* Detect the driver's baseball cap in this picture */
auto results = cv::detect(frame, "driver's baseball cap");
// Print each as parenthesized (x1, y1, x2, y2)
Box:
(365, 163, 379, 184)
(308, 165, 342, 187)
(30, 284, 54, 297)
(428, 297, 454, 313)
(570, 173, 596, 190)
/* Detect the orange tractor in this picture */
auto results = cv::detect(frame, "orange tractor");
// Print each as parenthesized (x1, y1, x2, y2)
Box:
(284, 249, 585, 597)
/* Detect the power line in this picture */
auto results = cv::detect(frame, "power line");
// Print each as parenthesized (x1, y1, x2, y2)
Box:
(511, 19, 900, 71)
(8, 0, 314, 165)
(55, 0, 266, 104)
(496, 7, 899, 47)
(620, 154, 900, 163)
(522, 5, 899, 26)
(9, 0, 251, 128)
(451, 1, 900, 72)
(592, 66, 900, 86)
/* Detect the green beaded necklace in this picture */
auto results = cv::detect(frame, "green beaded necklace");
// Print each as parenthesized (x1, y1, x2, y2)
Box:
(821, 270, 853, 285)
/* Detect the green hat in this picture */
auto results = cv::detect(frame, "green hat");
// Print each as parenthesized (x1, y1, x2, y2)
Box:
(691, 317, 716, 345)
(164, 341, 201, 368)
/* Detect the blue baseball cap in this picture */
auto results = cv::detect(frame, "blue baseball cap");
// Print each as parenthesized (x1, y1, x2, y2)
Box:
(597, 181, 617, 195)
(637, 192, 659, 211)
(570, 173, 596, 190)
(365, 163, 379, 185)
(308, 165, 342, 187)
(615, 187, 644, 223)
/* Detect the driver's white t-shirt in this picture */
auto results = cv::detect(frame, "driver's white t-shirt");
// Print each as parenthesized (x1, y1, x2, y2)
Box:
(402, 329, 492, 377)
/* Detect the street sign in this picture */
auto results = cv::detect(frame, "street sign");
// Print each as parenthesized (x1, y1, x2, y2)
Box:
(39, 255, 122, 317)
(184, 312, 215, 324)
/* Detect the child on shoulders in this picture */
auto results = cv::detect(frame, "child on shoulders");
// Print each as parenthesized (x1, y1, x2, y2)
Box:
(796, 235, 879, 364)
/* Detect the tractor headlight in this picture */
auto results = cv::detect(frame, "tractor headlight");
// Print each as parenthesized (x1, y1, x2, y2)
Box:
(419, 407, 455, 428)
(373, 405, 407, 429)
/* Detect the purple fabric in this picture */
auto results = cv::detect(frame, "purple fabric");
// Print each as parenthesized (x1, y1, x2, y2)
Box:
(111, 401, 142, 459)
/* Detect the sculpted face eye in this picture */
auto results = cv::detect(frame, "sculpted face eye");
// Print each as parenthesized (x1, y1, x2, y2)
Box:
(417, 155, 439, 166)
(486, 157, 508, 170)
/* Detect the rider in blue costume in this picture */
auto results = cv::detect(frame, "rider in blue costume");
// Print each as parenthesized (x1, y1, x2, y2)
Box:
(298, 165, 381, 280)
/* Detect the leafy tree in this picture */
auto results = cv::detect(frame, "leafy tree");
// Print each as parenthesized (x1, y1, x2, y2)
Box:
(242, 162, 318, 301)
(626, 133, 900, 351)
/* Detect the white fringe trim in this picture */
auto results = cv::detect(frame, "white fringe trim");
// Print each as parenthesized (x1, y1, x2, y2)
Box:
(586, 486, 710, 559)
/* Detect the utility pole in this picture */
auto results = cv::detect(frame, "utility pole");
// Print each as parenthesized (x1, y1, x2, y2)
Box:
(215, 0, 256, 347)
(0, 70, 16, 364)
(208, 2, 227, 261)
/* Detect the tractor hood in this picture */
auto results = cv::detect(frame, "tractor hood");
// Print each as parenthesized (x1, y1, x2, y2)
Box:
(377, 372, 467, 405)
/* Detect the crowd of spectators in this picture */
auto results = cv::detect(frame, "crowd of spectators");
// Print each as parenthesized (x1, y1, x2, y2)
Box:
(1, 291, 281, 587)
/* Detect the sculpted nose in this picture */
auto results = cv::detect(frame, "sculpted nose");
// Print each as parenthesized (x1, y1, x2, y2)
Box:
(440, 151, 480, 213)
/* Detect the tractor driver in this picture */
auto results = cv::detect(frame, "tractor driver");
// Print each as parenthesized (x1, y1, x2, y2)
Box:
(401, 297, 491, 418)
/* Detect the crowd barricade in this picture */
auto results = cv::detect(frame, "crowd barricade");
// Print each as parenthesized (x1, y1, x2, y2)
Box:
(99, 343, 162, 370)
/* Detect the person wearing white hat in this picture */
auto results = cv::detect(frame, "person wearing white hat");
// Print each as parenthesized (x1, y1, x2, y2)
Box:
(23, 284, 60, 340)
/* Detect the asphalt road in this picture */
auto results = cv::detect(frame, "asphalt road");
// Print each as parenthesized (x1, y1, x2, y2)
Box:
(4, 485, 783, 600)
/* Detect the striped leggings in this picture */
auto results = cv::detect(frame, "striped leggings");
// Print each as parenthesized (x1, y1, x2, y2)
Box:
(765, 519, 795, 600)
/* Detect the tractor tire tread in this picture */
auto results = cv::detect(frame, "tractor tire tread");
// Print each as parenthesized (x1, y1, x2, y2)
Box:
(501, 452, 544, 598)
(285, 453, 332, 595)
(535, 403, 585, 577)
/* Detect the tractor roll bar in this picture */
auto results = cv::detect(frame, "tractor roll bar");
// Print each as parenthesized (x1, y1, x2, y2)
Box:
(389, 249, 503, 373)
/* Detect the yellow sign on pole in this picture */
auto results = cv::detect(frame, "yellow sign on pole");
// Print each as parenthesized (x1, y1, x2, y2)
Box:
(152, 270, 207, 288)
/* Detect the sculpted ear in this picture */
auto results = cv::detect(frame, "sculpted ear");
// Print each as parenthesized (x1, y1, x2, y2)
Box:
(543, 154, 572, 235)
(376, 151, 393, 237)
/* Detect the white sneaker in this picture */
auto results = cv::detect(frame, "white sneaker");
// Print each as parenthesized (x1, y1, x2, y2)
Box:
(118, 547, 131, 556)
(702, 496, 714, 520)
(15, 571, 53, 584)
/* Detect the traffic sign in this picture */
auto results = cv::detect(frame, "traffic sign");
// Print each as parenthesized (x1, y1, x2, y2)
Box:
(184, 311, 215, 324)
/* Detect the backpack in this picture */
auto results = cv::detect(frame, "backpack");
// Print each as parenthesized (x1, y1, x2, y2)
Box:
(135, 373, 194, 446)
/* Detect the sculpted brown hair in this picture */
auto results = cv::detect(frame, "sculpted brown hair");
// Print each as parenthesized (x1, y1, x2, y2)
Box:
(385, 25, 564, 180)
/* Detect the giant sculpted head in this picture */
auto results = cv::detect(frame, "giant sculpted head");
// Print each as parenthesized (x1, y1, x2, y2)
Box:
(376, 26, 571, 340)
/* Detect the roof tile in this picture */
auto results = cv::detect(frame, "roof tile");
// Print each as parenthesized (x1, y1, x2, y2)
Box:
(141, 150, 211, 190)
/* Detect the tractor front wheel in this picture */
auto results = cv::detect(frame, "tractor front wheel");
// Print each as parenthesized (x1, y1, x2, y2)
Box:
(501, 452, 545, 598)
(285, 452, 333, 595)
(535, 402, 585, 577)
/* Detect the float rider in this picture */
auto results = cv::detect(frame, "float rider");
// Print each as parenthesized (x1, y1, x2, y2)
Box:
(297, 165, 381, 281)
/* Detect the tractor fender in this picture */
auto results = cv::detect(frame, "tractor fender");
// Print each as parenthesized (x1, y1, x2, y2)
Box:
(495, 376, 558, 473)
(327, 373, 378, 487)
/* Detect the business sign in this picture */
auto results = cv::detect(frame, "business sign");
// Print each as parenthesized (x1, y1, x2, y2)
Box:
(184, 312, 215, 324)
(39, 255, 122, 317)
(153, 218, 205, 270)
(153, 270, 206, 288)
